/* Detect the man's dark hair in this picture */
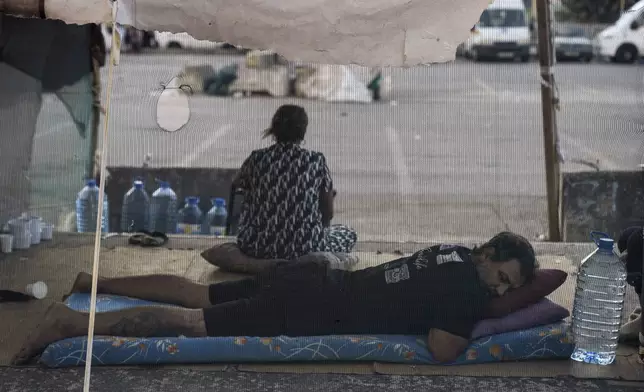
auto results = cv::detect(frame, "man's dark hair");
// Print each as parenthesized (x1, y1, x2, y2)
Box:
(263, 104, 308, 143)
(473, 231, 538, 282)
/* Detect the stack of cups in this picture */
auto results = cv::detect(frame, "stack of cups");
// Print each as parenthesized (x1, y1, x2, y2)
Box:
(24, 215, 43, 245)
(8, 217, 31, 250)
(0, 234, 12, 253)
(41, 223, 54, 241)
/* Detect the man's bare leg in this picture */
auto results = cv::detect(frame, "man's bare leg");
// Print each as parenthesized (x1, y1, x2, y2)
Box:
(67, 272, 211, 308)
(12, 302, 207, 365)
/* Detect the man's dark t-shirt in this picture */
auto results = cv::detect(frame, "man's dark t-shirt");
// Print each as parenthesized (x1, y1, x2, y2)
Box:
(261, 245, 490, 338)
(343, 245, 490, 338)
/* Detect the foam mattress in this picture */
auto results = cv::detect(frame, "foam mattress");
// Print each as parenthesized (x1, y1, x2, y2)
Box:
(39, 294, 574, 367)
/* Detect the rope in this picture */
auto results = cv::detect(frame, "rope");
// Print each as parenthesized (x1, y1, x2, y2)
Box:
(82, 2, 120, 391)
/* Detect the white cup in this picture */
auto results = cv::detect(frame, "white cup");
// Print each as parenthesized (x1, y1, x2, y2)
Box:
(12, 232, 31, 250)
(41, 223, 54, 241)
(28, 216, 42, 245)
(25, 281, 48, 299)
(0, 234, 13, 253)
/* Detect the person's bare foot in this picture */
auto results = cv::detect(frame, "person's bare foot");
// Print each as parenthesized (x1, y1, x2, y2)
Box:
(62, 272, 93, 301)
(12, 302, 81, 365)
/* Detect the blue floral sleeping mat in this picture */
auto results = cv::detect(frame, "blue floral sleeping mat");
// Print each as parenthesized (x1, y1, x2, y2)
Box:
(39, 294, 575, 368)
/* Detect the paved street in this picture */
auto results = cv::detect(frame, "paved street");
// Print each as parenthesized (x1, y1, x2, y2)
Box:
(30, 54, 644, 242)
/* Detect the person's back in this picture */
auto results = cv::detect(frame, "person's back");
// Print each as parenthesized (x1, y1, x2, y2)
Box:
(235, 104, 357, 260)
(237, 143, 331, 259)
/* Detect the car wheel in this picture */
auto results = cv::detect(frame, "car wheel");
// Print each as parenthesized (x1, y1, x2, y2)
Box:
(582, 55, 592, 63)
(167, 42, 182, 49)
(520, 54, 530, 63)
(615, 44, 638, 64)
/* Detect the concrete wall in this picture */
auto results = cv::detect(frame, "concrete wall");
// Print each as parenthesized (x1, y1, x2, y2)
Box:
(562, 170, 644, 242)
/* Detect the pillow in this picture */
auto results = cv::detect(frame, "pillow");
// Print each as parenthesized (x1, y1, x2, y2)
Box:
(201, 243, 359, 274)
(472, 298, 569, 339)
(483, 269, 568, 319)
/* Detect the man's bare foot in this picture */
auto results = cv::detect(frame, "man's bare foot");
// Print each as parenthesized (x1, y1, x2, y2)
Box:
(11, 302, 81, 365)
(62, 272, 93, 301)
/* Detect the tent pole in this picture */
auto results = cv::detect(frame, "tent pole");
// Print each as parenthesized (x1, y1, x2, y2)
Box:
(536, 0, 562, 241)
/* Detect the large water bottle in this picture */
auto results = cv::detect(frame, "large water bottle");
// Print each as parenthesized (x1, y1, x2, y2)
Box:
(571, 231, 627, 365)
(204, 197, 228, 236)
(149, 181, 178, 234)
(76, 179, 109, 233)
(177, 196, 203, 235)
(121, 180, 150, 232)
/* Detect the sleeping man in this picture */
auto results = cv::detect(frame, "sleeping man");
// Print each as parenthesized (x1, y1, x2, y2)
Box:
(12, 231, 537, 365)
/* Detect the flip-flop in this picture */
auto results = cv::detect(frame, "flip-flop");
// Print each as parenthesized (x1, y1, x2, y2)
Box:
(140, 231, 168, 247)
(128, 230, 153, 245)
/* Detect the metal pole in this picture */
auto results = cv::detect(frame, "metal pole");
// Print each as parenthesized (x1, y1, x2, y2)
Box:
(536, 0, 562, 241)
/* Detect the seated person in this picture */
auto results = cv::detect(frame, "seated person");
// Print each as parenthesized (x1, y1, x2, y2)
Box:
(233, 104, 357, 260)
(13, 231, 537, 365)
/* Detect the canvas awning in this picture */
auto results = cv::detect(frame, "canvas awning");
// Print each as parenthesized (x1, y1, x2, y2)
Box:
(2, 0, 490, 66)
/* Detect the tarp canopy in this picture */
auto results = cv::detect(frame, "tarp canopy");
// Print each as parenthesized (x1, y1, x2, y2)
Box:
(24, 0, 491, 66)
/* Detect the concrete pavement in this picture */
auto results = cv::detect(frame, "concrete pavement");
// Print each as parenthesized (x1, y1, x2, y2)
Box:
(28, 54, 644, 242)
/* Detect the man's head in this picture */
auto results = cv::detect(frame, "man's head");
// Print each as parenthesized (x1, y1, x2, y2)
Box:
(471, 231, 538, 297)
(263, 104, 308, 143)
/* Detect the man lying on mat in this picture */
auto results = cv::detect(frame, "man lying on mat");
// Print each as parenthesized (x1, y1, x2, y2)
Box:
(12, 231, 537, 365)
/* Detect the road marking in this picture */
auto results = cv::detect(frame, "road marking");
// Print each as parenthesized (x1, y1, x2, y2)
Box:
(179, 124, 232, 167)
(474, 77, 497, 95)
(385, 126, 414, 195)
(559, 133, 620, 170)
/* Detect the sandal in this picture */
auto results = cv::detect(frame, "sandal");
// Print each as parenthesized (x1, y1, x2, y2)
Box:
(128, 230, 153, 245)
(140, 231, 168, 247)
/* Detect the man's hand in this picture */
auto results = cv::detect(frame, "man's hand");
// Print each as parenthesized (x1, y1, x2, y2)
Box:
(427, 329, 469, 363)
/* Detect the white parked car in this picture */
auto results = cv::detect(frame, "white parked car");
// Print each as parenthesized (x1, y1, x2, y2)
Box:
(463, 0, 532, 62)
(554, 27, 594, 62)
(154, 32, 222, 50)
(595, 0, 644, 63)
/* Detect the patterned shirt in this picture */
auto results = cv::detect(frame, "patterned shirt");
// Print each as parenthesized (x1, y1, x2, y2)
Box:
(236, 142, 333, 259)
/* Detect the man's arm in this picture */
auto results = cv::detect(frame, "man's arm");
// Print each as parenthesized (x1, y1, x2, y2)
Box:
(427, 329, 470, 363)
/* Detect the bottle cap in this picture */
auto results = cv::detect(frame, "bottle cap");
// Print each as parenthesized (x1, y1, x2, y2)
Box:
(134, 180, 144, 189)
(159, 181, 169, 188)
(86, 179, 97, 187)
(214, 198, 226, 207)
(187, 196, 199, 205)
(598, 238, 614, 251)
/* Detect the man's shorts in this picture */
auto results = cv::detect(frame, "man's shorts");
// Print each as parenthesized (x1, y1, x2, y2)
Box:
(202, 260, 352, 337)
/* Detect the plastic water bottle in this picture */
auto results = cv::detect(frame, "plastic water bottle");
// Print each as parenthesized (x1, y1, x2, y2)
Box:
(76, 179, 109, 233)
(204, 198, 228, 236)
(149, 181, 178, 234)
(570, 231, 627, 365)
(121, 180, 150, 232)
(177, 196, 203, 235)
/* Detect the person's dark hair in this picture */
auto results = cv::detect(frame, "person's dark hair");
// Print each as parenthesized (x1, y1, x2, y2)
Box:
(263, 104, 308, 143)
(473, 231, 538, 282)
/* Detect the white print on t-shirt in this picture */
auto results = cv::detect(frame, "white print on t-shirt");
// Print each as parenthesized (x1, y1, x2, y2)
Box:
(385, 264, 410, 284)
(414, 251, 430, 270)
(436, 251, 464, 266)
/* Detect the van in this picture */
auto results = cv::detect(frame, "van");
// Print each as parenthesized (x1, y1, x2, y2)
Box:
(463, 0, 532, 62)
(595, 0, 644, 63)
